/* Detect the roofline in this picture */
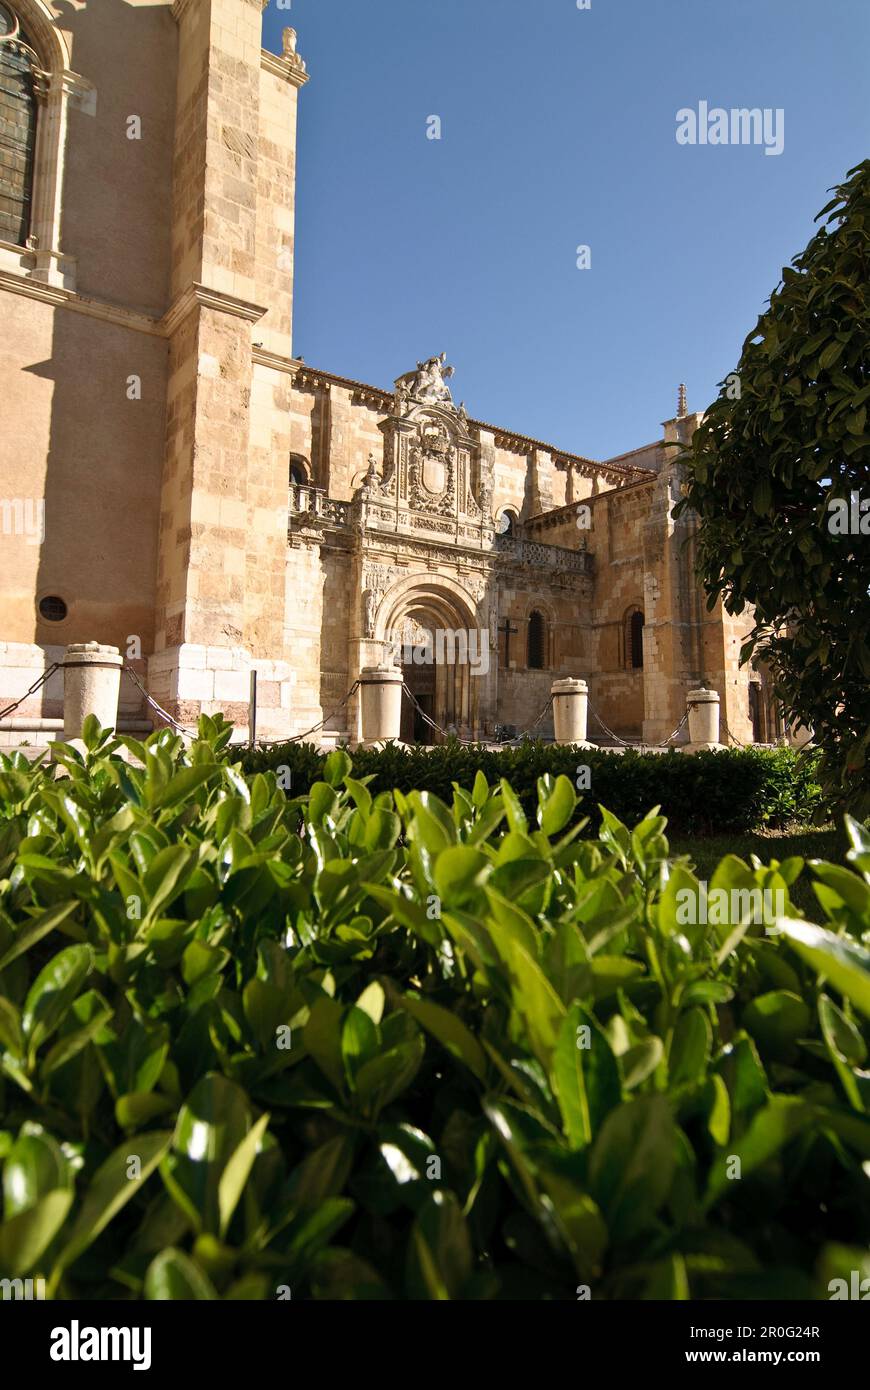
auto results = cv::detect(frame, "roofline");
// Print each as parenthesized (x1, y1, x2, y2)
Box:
(525, 473, 656, 529)
(279, 356, 652, 481)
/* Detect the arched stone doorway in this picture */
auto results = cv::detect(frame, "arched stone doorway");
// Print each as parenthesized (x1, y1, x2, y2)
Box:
(373, 575, 489, 743)
(393, 610, 438, 743)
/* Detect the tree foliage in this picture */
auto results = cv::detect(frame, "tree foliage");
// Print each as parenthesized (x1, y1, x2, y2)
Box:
(674, 161, 870, 815)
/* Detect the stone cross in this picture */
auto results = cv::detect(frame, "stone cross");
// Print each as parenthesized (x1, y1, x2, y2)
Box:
(499, 616, 518, 668)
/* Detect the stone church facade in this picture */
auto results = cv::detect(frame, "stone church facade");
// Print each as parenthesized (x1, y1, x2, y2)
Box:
(0, 0, 777, 749)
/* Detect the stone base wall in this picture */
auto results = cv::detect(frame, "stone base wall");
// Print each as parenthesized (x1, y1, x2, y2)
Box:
(146, 643, 293, 739)
(497, 669, 556, 737)
(591, 670, 645, 738)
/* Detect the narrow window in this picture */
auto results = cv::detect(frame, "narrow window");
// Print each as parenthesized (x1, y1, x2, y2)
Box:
(289, 455, 309, 486)
(0, 5, 37, 247)
(528, 610, 546, 670)
(749, 682, 763, 742)
(628, 608, 644, 669)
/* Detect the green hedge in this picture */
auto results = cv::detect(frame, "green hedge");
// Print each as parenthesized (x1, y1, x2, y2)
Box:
(243, 740, 824, 835)
(0, 718, 867, 1301)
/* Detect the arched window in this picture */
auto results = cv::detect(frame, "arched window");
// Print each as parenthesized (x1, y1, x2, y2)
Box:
(498, 508, 518, 537)
(289, 455, 309, 486)
(528, 610, 546, 670)
(0, 4, 38, 246)
(626, 607, 644, 669)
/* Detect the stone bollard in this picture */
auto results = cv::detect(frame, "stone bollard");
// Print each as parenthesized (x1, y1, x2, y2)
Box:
(551, 678, 595, 747)
(684, 686, 721, 753)
(63, 642, 123, 740)
(358, 665, 403, 746)
(786, 719, 814, 750)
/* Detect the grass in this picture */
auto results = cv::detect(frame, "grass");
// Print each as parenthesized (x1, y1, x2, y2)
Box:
(669, 823, 844, 920)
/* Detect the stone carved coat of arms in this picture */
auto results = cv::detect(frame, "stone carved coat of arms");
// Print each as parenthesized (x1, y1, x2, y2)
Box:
(419, 424, 451, 497)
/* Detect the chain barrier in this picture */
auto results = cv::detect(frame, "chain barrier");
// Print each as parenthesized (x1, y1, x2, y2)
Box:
(253, 680, 362, 748)
(3, 662, 751, 761)
(400, 685, 556, 747)
(499, 695, 554, 745)
(400, 683, 475, 745)
(0, 662, 60, 724)
(123, 666, 198, 739)
(124, 668, 364, 750)
(587, 700, 694, 750)
(658, 707, 691, 748)
(586, 701, 636, 748)
(719, 714, 752, 750)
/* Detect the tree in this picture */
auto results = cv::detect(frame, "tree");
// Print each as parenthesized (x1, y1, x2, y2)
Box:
(673, 161, 870, 815)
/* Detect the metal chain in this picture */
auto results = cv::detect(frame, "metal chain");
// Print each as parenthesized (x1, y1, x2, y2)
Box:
(123, 666, 197, 739)
(500, 695, 554, 745)
(400, 683, 475, 744)
(0, 662, 60, 723)
(254, 680, 362, 747)
(587, 700, 693, 750)
(587, 701, 636, 747)
(124, 668, 364, 750)
(719, 713, 752, 749)
(398, 686, 558, 748)
(658, 707, 691, 748)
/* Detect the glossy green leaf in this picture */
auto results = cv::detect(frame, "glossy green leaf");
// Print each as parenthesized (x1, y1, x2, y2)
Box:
(406, 1190, 472, 1300)
(778, 919, 870, 1018)
(22, 945, 93, 1054)
(144, 1247, 218, 1299)
(553, 1005, 621, 1145)
(588, 1097, 678, 1243)
(390, 989, 487, 1083)
(58, 1130, 172, 1269)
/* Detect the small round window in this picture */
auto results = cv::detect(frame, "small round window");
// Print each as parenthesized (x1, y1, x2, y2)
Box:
(38, 595, 68, 622)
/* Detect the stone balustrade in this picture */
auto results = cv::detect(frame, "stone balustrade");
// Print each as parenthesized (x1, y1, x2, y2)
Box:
(289, 485, 594, 575)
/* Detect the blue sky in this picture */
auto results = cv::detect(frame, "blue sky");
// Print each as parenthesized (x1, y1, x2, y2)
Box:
(263, 0, 869, 462)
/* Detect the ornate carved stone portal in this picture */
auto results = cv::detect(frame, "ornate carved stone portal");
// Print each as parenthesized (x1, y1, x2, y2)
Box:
(356, 356, 494, 537)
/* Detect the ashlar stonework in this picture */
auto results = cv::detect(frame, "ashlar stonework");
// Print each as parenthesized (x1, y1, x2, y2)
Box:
(0, 1, 781, 750)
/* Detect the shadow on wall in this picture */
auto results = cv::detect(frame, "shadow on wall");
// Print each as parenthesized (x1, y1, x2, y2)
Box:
(24, 0, 178, 717)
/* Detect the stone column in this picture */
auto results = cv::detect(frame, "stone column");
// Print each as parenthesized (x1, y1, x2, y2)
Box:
(684, 686, 721, 753)
(63, 643, 123, 739)
(359, 666, 403, 746)
(551, 678, 594, 747)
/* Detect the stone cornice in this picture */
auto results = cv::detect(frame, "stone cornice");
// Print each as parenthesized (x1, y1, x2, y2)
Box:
(160, 283, 268, 336)
(173, 0, 271, 22)
(261, 50, 309, 88)
(66, 292, 163, 337)
(0, 267, 67, 308)
(0, 268, 163, 335)
(252, 345, 298, 375)
(0, 270, 267, 338)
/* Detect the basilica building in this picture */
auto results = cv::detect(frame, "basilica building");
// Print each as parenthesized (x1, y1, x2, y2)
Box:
(0, 0, 776, 749)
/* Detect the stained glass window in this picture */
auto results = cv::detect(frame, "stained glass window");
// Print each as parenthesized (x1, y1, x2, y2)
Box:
(0, 4, 37, 246)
